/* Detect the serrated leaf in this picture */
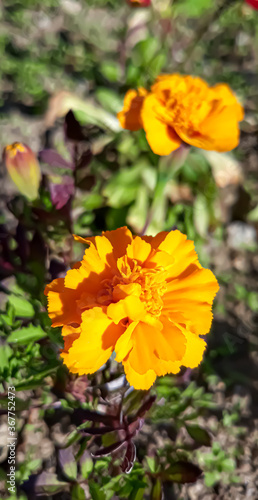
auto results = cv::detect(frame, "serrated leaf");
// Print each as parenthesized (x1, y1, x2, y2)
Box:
(185, 424, 212, 447)
(8, 325, 46, 344)
(7, 295, 34, 318)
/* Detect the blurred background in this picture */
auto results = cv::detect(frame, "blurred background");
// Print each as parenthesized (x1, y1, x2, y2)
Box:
(0, 0, 258, 499)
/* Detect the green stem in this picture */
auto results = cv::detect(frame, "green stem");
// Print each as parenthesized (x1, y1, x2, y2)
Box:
(141, 144, 190, 235)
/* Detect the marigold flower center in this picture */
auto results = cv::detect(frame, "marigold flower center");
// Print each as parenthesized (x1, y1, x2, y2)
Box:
(97, 259, 167, 318)
(156, 87, 212, 133)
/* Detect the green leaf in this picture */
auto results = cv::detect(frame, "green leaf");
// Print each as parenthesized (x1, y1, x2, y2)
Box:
(151, 479, 162, 500)
(72, 485, 86, 500)
(129, 487, 146, 500)
(185, 424, 212, 447)
(247, 205, 258, 222)
(96, 88, 123, 114)
(89, 481, 106, 500)
(0, 343, 13, 372)
(204, 470, 221, 488)
(58, 446, 77, 481)
(103, 166, 142, 208)
(247, 292, 258, 312)
(7, 295, 34, 318)
(8, 325, 46, 345)
(127, 186, 149, 233)
(80, 451, 94, 479)
(0, 396, 30, 411)
(100, 61, 122, 82)
(135, 38, 159, 65)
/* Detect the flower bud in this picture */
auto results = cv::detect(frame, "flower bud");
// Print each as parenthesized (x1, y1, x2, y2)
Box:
(127, 0, 151, 6)
(3, 142, 41, 201)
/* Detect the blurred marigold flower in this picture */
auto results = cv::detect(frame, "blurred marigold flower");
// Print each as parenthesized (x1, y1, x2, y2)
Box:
(45, 227, 219, 390)
(245, 0, 258, 8)
(3, 142, 41, 201)
(127, 0, 151, 6)
(118, 74, 244, 156)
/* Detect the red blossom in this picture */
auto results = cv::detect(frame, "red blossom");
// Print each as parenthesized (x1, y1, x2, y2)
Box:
(245, 0, 258, 9)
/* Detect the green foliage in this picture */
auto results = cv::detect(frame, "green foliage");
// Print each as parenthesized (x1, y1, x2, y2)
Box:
(0, 0, 257, 498)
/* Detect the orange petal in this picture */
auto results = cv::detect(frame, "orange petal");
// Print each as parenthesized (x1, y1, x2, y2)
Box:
(107, 295, 145, 324)
(113, 282, 142, 301)
(181, 330, 207, 369)
(158, 230, 199, 277)
(141, 94, 182, 155)
(45, 278, 81, 327)
(127, 321, 184, 376)
(123, 358, 157, 390)
(126, 236, 152, 264)
(61, 307, 124, 375)
(117, 88, 148, 131)
(115, 322, 137, 362)
(101, 227, 133, 259)
(163, 267, 219, 335)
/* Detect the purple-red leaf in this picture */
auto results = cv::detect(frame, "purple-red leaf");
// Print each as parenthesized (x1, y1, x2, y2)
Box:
(82, 426, 123, 436)
(39, 149, 73, 169)
(163, 461, 202, 484)
(136, 395, 156, 419)
(50, 176, 75, 210)
(91, 438, 127, 458)
(65, 110, 86, 142)
(121, 440, 136, 474)
(76, 150, 92, 170)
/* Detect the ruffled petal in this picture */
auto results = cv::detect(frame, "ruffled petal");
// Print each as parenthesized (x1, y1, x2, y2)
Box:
(123, 358, 157, 390)
(107, 295, 145, 324)
(117, 88, 148, 131)
(141, 94, 182, 155)
(163, 267, 219, 335)
(181, 330, 207, 369)
(61, 307, 124, 375)
(115, 322, 137, 362)
(126, 236, 152, 264)
(44, 278, 81, 327)
(158, 230, 199, 277)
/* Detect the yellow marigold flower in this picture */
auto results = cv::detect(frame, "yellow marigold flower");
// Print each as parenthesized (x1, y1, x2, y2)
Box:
(44, 227, 219, 390)
(3, 142, 41, 201)
(118, 74, 244, 156)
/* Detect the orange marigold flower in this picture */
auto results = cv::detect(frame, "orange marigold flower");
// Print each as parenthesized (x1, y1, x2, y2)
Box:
(118, 74, 244, 156)
(44, 227, 219, 390)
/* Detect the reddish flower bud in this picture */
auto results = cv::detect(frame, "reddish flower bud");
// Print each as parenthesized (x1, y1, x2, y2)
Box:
(127, 0, 151, 7)
(3, 142, 41, 201)
(245, 0, 258, 8)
